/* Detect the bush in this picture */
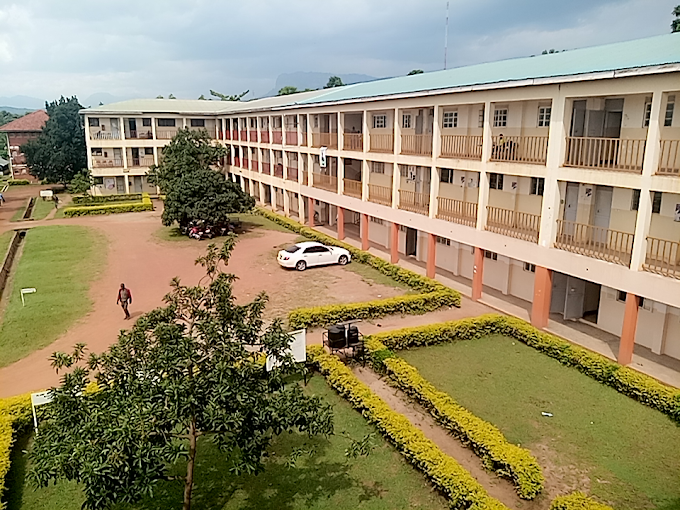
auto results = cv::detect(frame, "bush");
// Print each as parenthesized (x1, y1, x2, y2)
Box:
(0, 394, 32, 508)
(308, 346, 509, 510)
(64, 193, 153, 217)
(550, 492, 613, 510)
(8, 179, 30, 186)
(72, 193, 142, 205)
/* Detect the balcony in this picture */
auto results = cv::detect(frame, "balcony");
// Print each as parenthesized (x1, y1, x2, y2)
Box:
(272, 130, 283, 144)
(440, 135, 482, 160)
(287, 167, 298, 181)
(368, 184, 392, 206)
(242, 158, 248, 169)
(436, 198, 477, 227)
(401, 134, 432, 156)
(491, 136, 548, 165)
(344, 133, 363, 151)
(301, 133, 308, 146)
(301, 170, 309, 186)
(127, 130, 154, 140)
(343, 179, 362, 199)
(225, 130, 231, 140)
(312, 173, 337, 192)
(90, 132, 121, 141)
(285, 131, 298, 145)
(240, 130, 247, 141)
(486, 207, 540, 243)
(312, 133, 338, 149)
(644, 237, 680, 279)
(234, 156, 240, 167)
(157, 129, 178, 140)
(130, 157, 155, 167)
(274, 164, 284, 178)
(565, 137, 645, 173)
(370, 134, 394, 153)
(231, 130, 239, 141)
(251, 161, 259, 172)
(261, 162, 271, 175)
(260, 131, 270, 144)
(398, 190, 430, 215)
(92, 159, 123, 168)
(555, 220, 633, 266)
(249, 130, 258, 142)
(658, 140, 680, 175)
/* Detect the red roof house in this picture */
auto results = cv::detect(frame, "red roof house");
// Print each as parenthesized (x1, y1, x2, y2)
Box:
(0, 109, 48, 179)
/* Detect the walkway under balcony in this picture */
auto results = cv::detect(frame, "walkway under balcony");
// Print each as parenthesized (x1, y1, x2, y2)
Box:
(401, 134, 432, 156)
(312, 173, 337, 192)
(343, 178, 362, 199)
(369, 134, 394, 153)
(643, 237, 680, 279)
(554, 220, 633, 266)
(485, 207, 540, 243)
(344, 133, 363, 151)
(312, 133, 338, 149)
(398, 190, 430, 215)
(368, 184, 392, 206)
(436, 197, 477, 227)
(440, 135, 482, 160)
(490, 136, 548, 165)
(658, 140, 680, 175)
(565, 137, 645, 173)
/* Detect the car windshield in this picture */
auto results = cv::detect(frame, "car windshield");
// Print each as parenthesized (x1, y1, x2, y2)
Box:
(284, 246, 301, 253)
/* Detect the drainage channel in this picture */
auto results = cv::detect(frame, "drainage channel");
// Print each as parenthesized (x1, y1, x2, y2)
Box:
(0, 229, 28, 302)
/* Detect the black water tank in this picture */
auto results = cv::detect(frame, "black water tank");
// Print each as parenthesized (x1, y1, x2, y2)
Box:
(347, 325, 360, 345)
(327, 325, 346, 348)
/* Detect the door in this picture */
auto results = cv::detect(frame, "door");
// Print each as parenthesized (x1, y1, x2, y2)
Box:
(550, 272, 568, 314)
(128, 119, 137, 137)
(406, 228, 417, 257)
(564, 276, 586, 320)
(110, 118, 120, 139)
(131, 148, 140, 167)
(115, 176, 125, 194)
(570, 100, 586, 137)
(133, 176, 143, 193)
(318, 246, 335, 265)
(113, 148, 123, 167)
(562, 182, 579, 237)
(592, 186, 612, 245)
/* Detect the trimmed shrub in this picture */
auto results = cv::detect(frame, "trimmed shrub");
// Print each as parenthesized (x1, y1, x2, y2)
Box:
(72, 193, 142, 205)
(308, 346, 509, 510)
(8, 179, 30, 186)
(550, 492, 613, 510)
(64, 193, 153, 217)
(0, 394, 32, 508)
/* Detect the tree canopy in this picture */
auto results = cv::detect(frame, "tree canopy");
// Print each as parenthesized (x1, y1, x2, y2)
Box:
(324, 76, 344, 88)
(0, 110, 21, 127)
(148, 128, 254, 227)
(278, 85, 299, 96)
(407, 69, 424, 75)
(21, 96, 87, 184)
(210, 90, 249, 101)
(29, 239, 336, 510)
(673, 4, 680, 32)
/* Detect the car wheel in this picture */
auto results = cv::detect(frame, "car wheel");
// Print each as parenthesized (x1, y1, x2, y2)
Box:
(338, 255, 348, 266)
(296, 260, 307, 271)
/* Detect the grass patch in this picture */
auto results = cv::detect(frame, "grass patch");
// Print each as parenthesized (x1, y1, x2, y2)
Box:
(0, 225, 106, 367)
(343, 261, 412, 291)
(9, 200, 28, 222)
(400, 334, 680, 510)
(29, 199, 55, 221)
(5, 376, 448, 510)
(0, 230, 13, 259)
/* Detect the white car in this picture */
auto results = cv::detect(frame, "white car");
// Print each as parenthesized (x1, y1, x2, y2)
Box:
(277, 241, 351, 271)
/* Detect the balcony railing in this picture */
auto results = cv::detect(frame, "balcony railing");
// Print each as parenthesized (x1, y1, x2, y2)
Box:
(260, 131, 270, 143)
(285, 131, 298, 145)
(261, 162, 271, 175)
(658, 139, 680, 175)
(274, 164, 284, 178)
(644, 237, 680, 279)
(224, 130, 231, 140)
(565, 137, 646, 173)
(242, 158, 248, 169)
(401, 134, 432, 156)
(370, 134, 394, 153)
(92, 159, 123, 168)
(240, 130, 247, 141)
(130, 157, 155, 167)
(157, 130, 178, 140)
(272, 130, 283, 144)
(249, 130, 258, 142)
(343, 179, 362, 198)
(232, 130, 239, 140)
(234, 157, 240, 167)
(301, 170, 309, 185)
(491, 136, 548, 165)
(555, 220, 633, 266)
(287, 167, 298, 181)
(440, 135, 483, 160)
(312, 172, 337, 192)
(127, 130, 154, 140)
(368, 184, 392, 206)
(301, 132, 308, 146)
(312, 133, 338, 149)
(251, 161, 259, 172)
(90, 132, 121, 140)
(398, 190, 430, 215)
(486, 206, 540, 243)
(436, 198, 477, 227)
(344, 133, 363, 151)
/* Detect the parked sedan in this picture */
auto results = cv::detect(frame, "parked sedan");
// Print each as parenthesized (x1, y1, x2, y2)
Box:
(277, 241, 351, 271)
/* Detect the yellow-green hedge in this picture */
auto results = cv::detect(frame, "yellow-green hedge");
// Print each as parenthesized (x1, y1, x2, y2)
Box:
(367, 314, 680, 424)
(257, 208, 461, 329)
(64, 193, 153, 217)
(308, 345, 509, 510)
(0, 394, 32, 509)
(550, 492, 613, 510)
(72, 193, 142, 205)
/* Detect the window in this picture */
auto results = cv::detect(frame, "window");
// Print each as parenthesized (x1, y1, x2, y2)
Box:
(88, 118, 100, 127)
(190, 119, 205, 127)
(274, 117, 282, 129)
(260, 118, 267, 128)
(402, 114, 412, 129)
(370, 217, 384, 225)
(665, 96, 675, 127)
(484, 250, 498, 261)
(91, 148, 102, 156)
(530, 177, 544, 196)
(523, 262, 536, 272)
(371, 162, 385, 174)
(643, 99, 652, 127)
(652, 191, 662, 214)
(617, 291, 644, 308)
(158, 118, 176, 127)
(537, 106, 551, 127)
(443, 111, 458, 128)
(142, 118, 151, 127)
(373, 114, 387, 129)
(478, 109, 484, 128)
(436, 236, 451, 246)
(144, 148, 153, 155)
(493, 108, 507, 127)
(631, 189, 641, 211)
(489, 173, 504, 190)
(440, 168, 454, 184)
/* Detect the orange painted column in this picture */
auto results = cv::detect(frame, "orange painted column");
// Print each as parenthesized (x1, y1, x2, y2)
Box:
(361, 213, 369, 250)
(308, 197, 315, 227)
(427, 233, 436, 279)
(531, 266, 553, 330)
(472, 247, 484, 301)
(617, 292, 639, 365)
(337, 207, 345, 240)
(390, 222, 399, 264)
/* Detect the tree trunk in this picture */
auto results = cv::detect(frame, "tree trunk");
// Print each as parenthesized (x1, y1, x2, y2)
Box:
(182, 420, 197, 510)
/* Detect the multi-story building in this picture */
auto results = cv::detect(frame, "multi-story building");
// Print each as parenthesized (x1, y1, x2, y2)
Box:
(0, 109, 49, 181)
(82, 33, 680, 368)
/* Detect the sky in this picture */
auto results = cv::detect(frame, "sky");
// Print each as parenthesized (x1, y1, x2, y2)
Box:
(0, 0, 676, 105)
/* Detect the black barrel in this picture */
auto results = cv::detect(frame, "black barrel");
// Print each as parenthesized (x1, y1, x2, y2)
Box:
(327, 325, 346, 349)
(347, 325, 360, 345)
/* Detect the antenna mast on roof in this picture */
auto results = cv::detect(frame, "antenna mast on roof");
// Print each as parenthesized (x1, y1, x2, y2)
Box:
(444, 1, 450, 70)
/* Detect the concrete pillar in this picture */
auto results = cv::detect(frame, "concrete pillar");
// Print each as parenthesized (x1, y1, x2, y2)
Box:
(432, 104, 441, 159)
(120, 117, 126, 140)
(472, 247, 484, 301)
(391, 162, 399, 209)
(338, 156, 345, 195)
(308, 196, 315, 226)
(298, 193, 305, 222)
(429, 165, 439, 218)
(390, 222, 399, 263)
(258, 181, 265, 205)
(151, 116, 157, 140)
(427, 233, 436, 278)
(337, 207, 345, 240)
(361, 159, 370, 201)
(361, 213, 369, 250)
(362, 110, 369, 153)
(338, 112, 344, 151)
(394, 108, 402, 155)
(531, 266, 553, 329)
(476, 101, 492, 230)
(271, 185, 277, 211)
(618, 293, 640, 365)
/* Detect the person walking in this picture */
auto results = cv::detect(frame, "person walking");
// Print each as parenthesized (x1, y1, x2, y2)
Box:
(0, 192, 5, 206)
(116, 283, 132, 320)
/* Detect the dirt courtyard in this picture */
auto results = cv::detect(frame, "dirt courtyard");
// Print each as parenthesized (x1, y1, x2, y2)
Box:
(0, 199, 403, 397)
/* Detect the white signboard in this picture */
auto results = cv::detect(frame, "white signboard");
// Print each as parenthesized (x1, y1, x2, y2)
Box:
(21, 287, 36, 306)
(320, 147, 327, 168)
(31, 390, 54, 434)
(266, 329, 306, 371)
(40, 190, 54, 198)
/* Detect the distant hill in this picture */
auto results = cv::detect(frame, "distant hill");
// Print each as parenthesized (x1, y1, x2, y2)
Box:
(0, 95, 45, 109)
(265, 72, 378, 97)
(81, 92, 128, 107)
(0, 106, 34, 115)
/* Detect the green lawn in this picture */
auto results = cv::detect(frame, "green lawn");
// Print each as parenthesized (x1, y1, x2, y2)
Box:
(0, 225, 105, 367)
(10, 199, 28, 222)
(29, 198, 55, 220)
(400, 335, 680, 510)
(5, 376, 447, 510)
(0, 230, 13, 259)
(343, 262, 412, 292)
(154, 213, 294, 243)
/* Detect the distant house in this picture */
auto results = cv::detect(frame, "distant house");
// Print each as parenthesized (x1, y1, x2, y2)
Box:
(0, 109, 48, 180)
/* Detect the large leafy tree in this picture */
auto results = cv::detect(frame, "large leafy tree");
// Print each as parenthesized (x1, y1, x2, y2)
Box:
(673, 5, 680, 32)
(29, 239, 336, 510)
(21, 96, 87, 184)
(324, 76, 344, 89)
(149, 128, 254, 227)
(210, 89, 249, 101)
(0, 110, 20, 127)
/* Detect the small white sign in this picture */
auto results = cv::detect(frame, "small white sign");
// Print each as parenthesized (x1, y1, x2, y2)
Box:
(320, 147, 327, 168)
(39, 190, 54, 198)
(21, 287, 36, 306)
(31, 390, 54, 434)
(266, 329, 306, 371)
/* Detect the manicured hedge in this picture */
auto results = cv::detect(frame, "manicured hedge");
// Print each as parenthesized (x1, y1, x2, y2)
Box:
(0, 394, 31, 508)
(64, 193, 153, 217)
(8, 180, 30, 186)
(367, 314, 680, 424)
(308, 346, 509, 510)
(72, 193, 142, 205)
(256, 208, 461, 329)
(550, 492, 613, 510)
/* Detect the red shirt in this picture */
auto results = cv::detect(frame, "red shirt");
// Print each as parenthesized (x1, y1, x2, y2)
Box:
(117, 288, 132, 302)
